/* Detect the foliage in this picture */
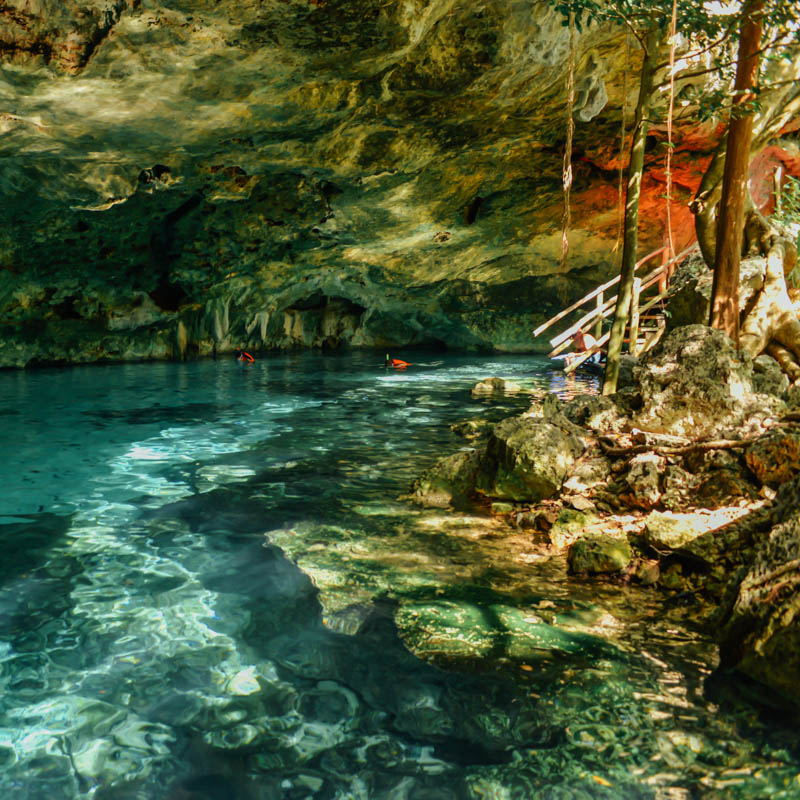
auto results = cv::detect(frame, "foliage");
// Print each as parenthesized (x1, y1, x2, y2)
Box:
(775, 175, 800, 229)
(775, 174, 800, 283)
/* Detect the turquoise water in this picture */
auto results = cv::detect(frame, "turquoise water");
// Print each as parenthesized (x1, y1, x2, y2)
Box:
(0, 352, 797, 799)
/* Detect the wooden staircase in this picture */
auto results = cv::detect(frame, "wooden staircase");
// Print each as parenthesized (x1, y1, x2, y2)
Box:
(534, 243, 698, 375)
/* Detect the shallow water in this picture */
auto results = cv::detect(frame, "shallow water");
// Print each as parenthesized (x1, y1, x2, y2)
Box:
(0, 351, 797, 799)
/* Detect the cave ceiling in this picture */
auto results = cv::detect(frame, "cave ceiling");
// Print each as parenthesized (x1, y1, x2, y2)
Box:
(0, 0, 744, 363)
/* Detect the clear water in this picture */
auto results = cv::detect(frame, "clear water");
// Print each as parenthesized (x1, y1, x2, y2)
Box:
(0, 351, 797, 800)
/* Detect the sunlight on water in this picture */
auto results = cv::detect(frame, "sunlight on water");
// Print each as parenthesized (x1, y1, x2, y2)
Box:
(0, 352, 797, 799)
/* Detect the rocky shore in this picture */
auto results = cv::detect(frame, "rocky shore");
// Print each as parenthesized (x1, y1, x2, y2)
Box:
(410, 324, 800, 710)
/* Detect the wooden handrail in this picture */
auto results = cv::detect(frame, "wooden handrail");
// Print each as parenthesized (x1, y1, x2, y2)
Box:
(563, 333, 610, 374)
(533, 246, 669, 339)
(548, 260, 669, 350)
(533, 242, 697, 341)
(549, 292, 617, 348)
(548, 301, 616, 357)
(533, 273, 622, 338)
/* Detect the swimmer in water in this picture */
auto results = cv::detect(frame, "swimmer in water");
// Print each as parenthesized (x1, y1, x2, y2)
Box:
(385, 354, 411, 369)
(235, 349, 255, 363)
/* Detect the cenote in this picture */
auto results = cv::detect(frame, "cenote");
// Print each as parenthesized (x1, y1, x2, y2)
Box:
(0, 352, 798, 800)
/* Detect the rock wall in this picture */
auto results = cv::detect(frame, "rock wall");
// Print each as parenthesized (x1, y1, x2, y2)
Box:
(0, 0, 790, 366)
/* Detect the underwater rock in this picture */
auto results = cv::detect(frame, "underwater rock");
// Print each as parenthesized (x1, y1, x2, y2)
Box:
(718, 476, 800, 707)
(409, 449, 483, 508)
(470, 377, 524, 397)
(633, 325, 758, 439)
(567, 535, 632, 574)
(477, 415, 586, 502)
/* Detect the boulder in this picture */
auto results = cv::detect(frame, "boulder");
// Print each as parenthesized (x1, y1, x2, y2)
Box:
(617, 354, 639, 392)
(660, 465, 701, 511)
(471, 377, 523, 397)
(634, 559, 661, 586)
(634, 325, 757, 439)
(564, 394, 630, 434)
(745, 430, 800, 486)
(644, 512, 708, 553)
(409, 449, 483, 508)
(548, 508, 599, 547)
(685, 448, 758, 505)
(752, 354, 789, 398)
(665, 255, 766, 331)
(567, 535, 632, 574)
(562, 454, 612, 494)
(718, 476, 800, 707)
(477, 415, 586, 502)
(617, 452, 664, 510)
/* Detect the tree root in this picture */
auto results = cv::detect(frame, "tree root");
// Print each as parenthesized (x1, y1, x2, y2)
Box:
(766, 342, 800, 382)
(740, 240, 800, 360)
(599, 436, 759, 458)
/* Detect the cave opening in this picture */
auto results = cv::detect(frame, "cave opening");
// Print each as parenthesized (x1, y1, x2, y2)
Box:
(149, 280, 188, 312)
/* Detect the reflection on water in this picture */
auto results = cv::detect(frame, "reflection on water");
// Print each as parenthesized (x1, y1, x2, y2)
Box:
(0, 351, 796, 799)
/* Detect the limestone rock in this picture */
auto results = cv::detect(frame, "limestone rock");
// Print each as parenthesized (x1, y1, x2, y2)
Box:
(644, 512, 707, 553)
(470, 377, 523, 397)
(634, 559, 660, 586)
(685, 448, 758, 505)
(666, 255, 766, 331)
(0, 0, 134, 73)
(564, 394, 630, 434)
(745, 430, 800, 486)
(409, 449, 482, 508)
(450, 419, 493, 440)
(752, 354, 790, 398)
(0, 0, 740, 368)
(617, 453, 664, 510)
(567, 535, 632, 574)
(634, 325, 756, 439)
(477, 415, 586, 502)
(561, 454, 612, 494)
(617, 354, 639, 392)
(660, 465, 701, 511)
(718, 476, 800, 707)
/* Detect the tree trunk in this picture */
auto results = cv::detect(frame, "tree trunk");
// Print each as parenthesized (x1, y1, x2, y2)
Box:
(602, 25, 662, 396)
(690, 35, 800, 269)
(707, 0, 765, 343)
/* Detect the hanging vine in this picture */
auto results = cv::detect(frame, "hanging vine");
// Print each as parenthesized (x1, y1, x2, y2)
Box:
(560, 13, 577, 275)
(665, 0, 678, 259)
(614, 36, 630, 263)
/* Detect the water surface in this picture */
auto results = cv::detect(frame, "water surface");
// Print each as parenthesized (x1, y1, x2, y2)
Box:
(0, 352, 797, 799)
